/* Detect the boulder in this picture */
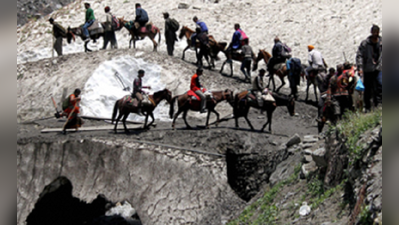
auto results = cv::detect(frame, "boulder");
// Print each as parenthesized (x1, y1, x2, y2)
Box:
(300, 161, 318, 179)
(178, 3, 190, 9)
(287, 134, 301, 148)
(312, 147, 327, 168)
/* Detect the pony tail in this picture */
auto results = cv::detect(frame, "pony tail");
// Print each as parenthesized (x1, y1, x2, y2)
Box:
(111, 100, 119, 124)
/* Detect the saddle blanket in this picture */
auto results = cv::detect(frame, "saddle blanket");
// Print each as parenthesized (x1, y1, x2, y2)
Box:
(274, 62, 286, 71)
(187, 89, 211, 101)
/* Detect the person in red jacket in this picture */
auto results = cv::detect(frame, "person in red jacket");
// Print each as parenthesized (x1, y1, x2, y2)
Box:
(191, 67, 207, 113)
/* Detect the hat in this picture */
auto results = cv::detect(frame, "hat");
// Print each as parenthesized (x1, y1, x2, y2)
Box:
(308, 45, 315, 51)
(138, 69, 145, 74)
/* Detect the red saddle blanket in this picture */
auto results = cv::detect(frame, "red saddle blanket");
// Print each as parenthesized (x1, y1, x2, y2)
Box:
(187, 89, 208, 101)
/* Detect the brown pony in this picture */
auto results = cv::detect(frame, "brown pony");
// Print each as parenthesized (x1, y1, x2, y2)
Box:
(233, 91, 295, 133)
(252, 49, 292, 93)
(169, 89, 234, 129)
(111, 89, 172, 133)
(118, 17, 161, 51)
(178, 26, 219, 68)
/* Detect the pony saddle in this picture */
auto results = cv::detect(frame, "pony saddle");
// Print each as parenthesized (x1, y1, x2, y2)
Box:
(81, 20, 104, 36)
(187, 90, 212, 101)
(274, 62, 286, 71)
(123, 95, 150, 107)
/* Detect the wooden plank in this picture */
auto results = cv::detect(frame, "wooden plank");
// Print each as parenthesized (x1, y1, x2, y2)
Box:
(41, 124, 143, 133)
(80, 115, 144, 124)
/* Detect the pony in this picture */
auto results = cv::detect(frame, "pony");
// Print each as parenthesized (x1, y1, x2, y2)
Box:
(118, 17, 161, 51)
(178, 26, 218, 68)
(216, 42, 256, 78)
(169, 89, 234, 129)
(252, 49, 290, 92)
(233, 91, 295, 133)
(66, 21, 105, 52)
(111, 89, 172, 133)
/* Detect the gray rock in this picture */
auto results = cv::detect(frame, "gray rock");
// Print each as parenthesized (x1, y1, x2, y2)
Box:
(302, 154, 313, 163)
(302, 143, 314, 149)
(287, 134, 301, 147)
(300, 161, 318, 179)
(303, 135, 319, 143)
(269, 153, 302, 186)
(303, 149, 313, 155)
(178, 3, 190, 9)
(312, 147, 327, 168)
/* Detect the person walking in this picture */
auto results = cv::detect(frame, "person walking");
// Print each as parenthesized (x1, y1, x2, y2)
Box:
(163, 12, 178, 56)
(102, 6, 118, 50)
(82, 2, 96, 41)
(240, 38, 255, 83)
(48, 18, 67, 56)
(356, 24, 382, 112)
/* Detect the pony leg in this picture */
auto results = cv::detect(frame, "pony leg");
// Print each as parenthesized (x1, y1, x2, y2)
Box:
(151, 37, 158, 52)
(230, 61, 233, 77)
(205, 110, 211, 129)
(182, 110, 192, 129)
(182, 46, 190, 60)
(244, 115, 255, 130)
(122, 113, 130, 133)
(172, 108, 184, 130)
(147, 113, 155, 128)
(314, 83, 318, 103)
(143, 113, 149, 129)
(220, 60, 227, 74)
(114, 113, 123, 133)
(213, 109, 220, 127)
(276, 76, 285, 93)
(129, 38, 133, 49)
(305, 82, 310, 101)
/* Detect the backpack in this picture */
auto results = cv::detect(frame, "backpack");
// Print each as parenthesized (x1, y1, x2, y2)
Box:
(281, 43, 292, 58)
(111, 14, 120, 30)
(62, 95, 70, 111)
(169, 18, 180, 32)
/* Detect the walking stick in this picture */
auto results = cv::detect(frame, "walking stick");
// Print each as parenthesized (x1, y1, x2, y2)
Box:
(51, 96, 61, 118)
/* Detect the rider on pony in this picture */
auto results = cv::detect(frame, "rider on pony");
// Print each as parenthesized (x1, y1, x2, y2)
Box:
(83, 2, 96, 41)
(133, 3, 149, 40)
(191, 16, 209, 48)
(306, 45, 328, 78)
(132, 69, 151, 115)
(190, 67, 208, 113)
(227, 23, 248, 59)
(267, 37, 290, 77)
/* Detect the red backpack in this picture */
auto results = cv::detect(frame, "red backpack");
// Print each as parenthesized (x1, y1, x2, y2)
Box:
(111, 14, 120, 30)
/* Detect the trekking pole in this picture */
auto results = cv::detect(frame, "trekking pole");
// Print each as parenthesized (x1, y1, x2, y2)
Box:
(114, 71, 131, 92)
(343, 51, 347, 63)
(51, 96, 62, 118)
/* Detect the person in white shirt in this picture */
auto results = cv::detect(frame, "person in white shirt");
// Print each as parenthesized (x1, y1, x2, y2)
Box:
(306, 45, 328, 76)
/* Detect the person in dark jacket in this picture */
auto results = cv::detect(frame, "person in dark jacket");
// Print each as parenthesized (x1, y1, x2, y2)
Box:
(133, 3, 149, 39)
(195, 27, 211, 67)
(163, 12, 178, 56)
(267, 37, 289, 77)
(356, 24, 382, 112)
(49, 18, 67, 56)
